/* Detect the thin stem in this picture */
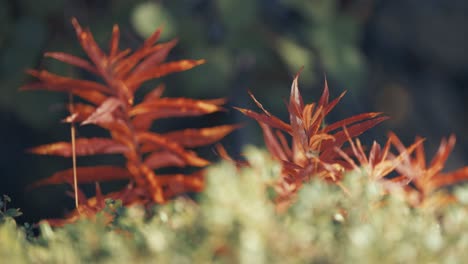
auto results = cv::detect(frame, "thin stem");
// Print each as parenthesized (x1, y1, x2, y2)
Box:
(69, 93, 79, 209)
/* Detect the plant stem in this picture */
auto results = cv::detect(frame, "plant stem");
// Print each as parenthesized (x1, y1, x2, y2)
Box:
(69, 93, 79, 209)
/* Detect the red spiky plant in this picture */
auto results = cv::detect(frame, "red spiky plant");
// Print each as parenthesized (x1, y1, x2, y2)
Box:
(236, 72, 388, 207)
(237, 72, 468, 210)
(335, 130, 424, 183)
(389, 134, 468, 208)
(336, 131, 468, 209)
(22, 18, 237, 224)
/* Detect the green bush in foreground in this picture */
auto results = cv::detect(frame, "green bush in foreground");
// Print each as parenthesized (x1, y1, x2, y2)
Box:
(2, 147, 468, 263)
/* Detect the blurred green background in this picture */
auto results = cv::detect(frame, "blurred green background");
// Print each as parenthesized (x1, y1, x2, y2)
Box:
(1, 0, 467, 223)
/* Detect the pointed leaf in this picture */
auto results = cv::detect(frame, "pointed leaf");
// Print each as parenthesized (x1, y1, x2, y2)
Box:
(70, 90, 108, 106)
(71, 18, 109, 76)
(143, 84, 165, 102)
(318, 78, 330, 107)
(323, 112, 384, 133)
(235, 107, 292, 133)
(126, 60, 205, 89)
(288, 79, 308, 155)
(414, 136, 427, 169)
(131, 97, 223, 117)
(320, 116, 389, 157)
(368, 141, 381, 167)
(45, 52, 98, 75)
(429, 167, 468, 192)
(28, 166, 132, 189)
(289, 73, 304, 111)
(109, 24, 120, 59)
(429, 134, 456, 173)
(161, 125, 240, 148)
(159, 171, 205, 198)
(137, 132, 210, 167)
(129, 39, 178, 81)
(82, 97, 123, 126)
(305, 105, 324, 137)
(111, 48, 131, 64)
(28, 138, 128, 157)
(324, 91, 347, 115)
(144, 151, 187, 169)
(132, 98, 225, 131)
(259, 123, 289, 161)
(22, 70, 112, 94)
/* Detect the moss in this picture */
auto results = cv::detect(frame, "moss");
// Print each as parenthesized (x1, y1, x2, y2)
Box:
(1, 147, 468, 263)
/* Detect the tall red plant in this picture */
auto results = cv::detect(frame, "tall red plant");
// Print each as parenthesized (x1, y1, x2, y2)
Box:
(23, 18, 236, 221)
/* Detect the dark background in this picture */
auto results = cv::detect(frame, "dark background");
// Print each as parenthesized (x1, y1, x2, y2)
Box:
(1, 0, 467, 224)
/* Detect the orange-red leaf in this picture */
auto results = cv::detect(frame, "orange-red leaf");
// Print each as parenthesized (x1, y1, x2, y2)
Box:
(69, 90, 107, 106)
(143, 84, 166, 102)
(28, 138, 128, 157)
(259, 123, 289, 161)
(144, 151, 187, 169)
(324, 91, 347, 115)
(324, 116, 389, 151)
(109, 25, 120, 59)
(113, 29, 162, 76)
(137, 132, 210, 167)
(429, 167, 468, 192)
(234, 107, 292, 133)
(318, 77, 330, 107)
(28, 166, 132, 189)
(289, 73, 304, 111)
(160, 125, 240, 148)
(288, 75, 308, 155)
(429, 134, 456, 173)
(44, 52, 98, 75)
(130, 97, 223, 117)
(129, 40, 178, 81)
(323, 112, 384, 133)
(71, 18, 109, 76)
(22, 70, 112, 95)
(158, 171, 205, 198)
(131, 98, 225, 131)
(125, 60, 205, 89)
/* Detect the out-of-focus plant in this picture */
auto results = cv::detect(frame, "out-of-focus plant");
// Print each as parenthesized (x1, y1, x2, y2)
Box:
(2, 148, 468, 263)
(128, 0, 368, 99)
(0, 195, 22, 223)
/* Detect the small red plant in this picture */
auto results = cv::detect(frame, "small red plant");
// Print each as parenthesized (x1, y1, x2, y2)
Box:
(236, 72, 388, 204)
(23, 18, 236, 223)
(335, 130, 423, 182)
(390, 134, 468, 207)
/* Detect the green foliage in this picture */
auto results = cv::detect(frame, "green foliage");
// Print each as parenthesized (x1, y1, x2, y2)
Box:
(0, 195, 23, 222)
(1, 147, 468, 263)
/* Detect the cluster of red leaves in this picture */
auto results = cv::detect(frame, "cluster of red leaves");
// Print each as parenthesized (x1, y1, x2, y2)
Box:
(238, 73, 468, 209)
(236, 73, 388, 205)
(390, 134, 468, 208)
(336, 131, 468, 208)
(23, 18, 236, 225)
